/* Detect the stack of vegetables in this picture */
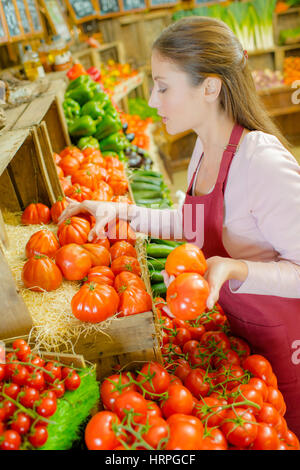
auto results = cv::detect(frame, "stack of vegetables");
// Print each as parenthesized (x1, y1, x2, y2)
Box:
(0, 339, 99, 450)
(63, 70, 153, 170)
(128, 97, 161, 123)
(83, 243, 300, 451)
(98, 59, 139, 92)
(172, 0, 276, 51)
(283, 56, 300, 84)
(252, 69, 284, 90)
(129, 169, 173, 209)
(20, 198, 153, 321)
(120, 113, 153, 170)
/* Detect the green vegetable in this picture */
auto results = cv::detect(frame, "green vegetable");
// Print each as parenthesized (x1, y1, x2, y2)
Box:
(147, 258, 168, 270)
(135, 197, 163, 205)
(92, 91, 111, 107)
(128, 97, 161, 122)
(81, 100, 105, 120)
(133, 188, 163, 199)
(94, 114, 122, 140)
(150, 238, 185, 247)
(63, 98, 81, 124)
(131, 176, 163, 187)
(65, 76, 101, 106)
(77, 136, 100, 150)
(133, 170, 162, 179)
(131, 182, 163, 193)
(151, 282, 167, 297)
(68, 115, 97, 137)
(149, 270, 164, 283)
(146, 243, 174, 258)
(99, 133, 127, 153)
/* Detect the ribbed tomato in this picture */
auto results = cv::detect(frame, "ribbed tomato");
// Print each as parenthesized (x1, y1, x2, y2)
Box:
(114, 271, 146, 293)
(71, 282, 119, 323)
(118, 286, 152, 317)
(86, 266, 115, 286)
(110, 241, 137, 261)
(25, 229, 60, 259)
(57, 216, 90, 245)
(110, 255, 141, 277)
(90, 230, 111, 250)
(71, 169, 99, 190)
(60, 146, 85, 164)
(107, 219, 136, 246)
(59, 177, 72, 194)
(21, 203, 51, 225)
(50, 197, 69, 225)
(22, 255, 62, 292)
(59, 155, 80, 176)
(55, 244, 92, 280)
(104, 156, 124, 171)
(91, 181, 114, 201)
(81, 243, 111, 267)
(165, 243, 207, 277)
(65, 184, 92, 202)
(56, 165, 64, 179)
(166, 273, 209, 320)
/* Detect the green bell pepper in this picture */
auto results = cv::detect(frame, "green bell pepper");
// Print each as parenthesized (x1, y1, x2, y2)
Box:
(102, 150, 127, 162)
(93, 91, 111, 107)
(81, 100, 105, 120)
(68, 115, 97, 137)
(65, 77, 101, 107)
(99, 133, 127, 153)
(77, 136, 100, 150)
(94, 114, 122, 141)
(63, 98, 81, 123)
(66, 75, 92, 92)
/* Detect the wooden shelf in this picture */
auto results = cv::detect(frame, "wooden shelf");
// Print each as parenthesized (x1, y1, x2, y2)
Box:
(269, 105, 300, 118)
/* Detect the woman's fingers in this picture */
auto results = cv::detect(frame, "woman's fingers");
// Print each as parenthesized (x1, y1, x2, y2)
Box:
(57, 200, 82, 224)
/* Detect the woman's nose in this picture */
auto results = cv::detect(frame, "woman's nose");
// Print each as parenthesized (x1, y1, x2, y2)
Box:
(148, 88, 159, 109)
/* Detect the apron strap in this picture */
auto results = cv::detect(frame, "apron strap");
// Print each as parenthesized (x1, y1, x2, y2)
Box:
(187, 151, 204, 194)
(217, 123, 244, 186)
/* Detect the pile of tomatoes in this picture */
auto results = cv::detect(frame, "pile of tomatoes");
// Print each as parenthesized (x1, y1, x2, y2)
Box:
(84, 243, 300, 450)
(0, 339, 81, 450)
(20, 174, 152, 321)
(54, 146, 130, 201)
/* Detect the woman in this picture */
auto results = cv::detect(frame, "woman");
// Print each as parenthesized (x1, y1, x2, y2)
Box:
(59, 17, 300, 437)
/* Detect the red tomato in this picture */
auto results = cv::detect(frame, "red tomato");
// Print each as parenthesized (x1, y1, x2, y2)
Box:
(200, 427, 228, 450)
(167, 273, 209, 321)
(86, 265, 115, 286)
(81, 243, 111, 267)
(170, 327, 192, 347)
(107, 219, 136, 246)
(21, 203, 51, 225)
(242, 354, 273, 383)
(25, 230, 60, 259)
(284, 429, 300, 450)
(200, 331, 231, 351)
(28, 425, 48, 447)
(22, 255, 63, 292)
(251, 423, 280, 450)
(114, 391, 148, 424)
(100, 373, 137, 411)
(221, 408, 258, 448)
(165, 414, 203, 450)
(215, 364, 248, 391)
(140, 417, 169, 450)
(57, 216, 90, 246)
(228, 336, 251, 360)
(136, 362, 171, 399)
(165, 243, 207, 277)
(110, 241, 137, 261)
(266, 386, 286, 416)
(71, 282, 119, 323)
(64, 372, 81, 391)
(161, 383, 194, 418)
(85, 411, 122, 450)
(184, 369, 210, 399)
(247, 377, 269, 401)
(50, 197, 69, 224)
(118, 286, 152, 317)
(114, 271, 146, 293)
(228, 384, 264, 415)
(55, 243, 92, 280)
(193, 396, 227, 428)
(11, 412, 31, 435)
(65, 183, 92, 202)
(0, 430, 21, 450)
(110, 255, 141, 277)
(19, 386, 40, 409)
(171, 358, 192, 382)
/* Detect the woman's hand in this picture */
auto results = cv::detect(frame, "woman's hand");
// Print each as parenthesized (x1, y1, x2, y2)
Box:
(204, 256, 248, 309)
(58, 198, 131, 242)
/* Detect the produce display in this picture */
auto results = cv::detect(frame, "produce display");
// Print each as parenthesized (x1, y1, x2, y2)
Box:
(83, 244, 300, 451)
(128, 97, 161, 123)
(172, 0, 276, 51)
(98, 60, 139, 92)
(129, 169, 173, 209)
(252, 69, 284, 90)
(0, 340, 99, 450)
(284, 56, 300, 84)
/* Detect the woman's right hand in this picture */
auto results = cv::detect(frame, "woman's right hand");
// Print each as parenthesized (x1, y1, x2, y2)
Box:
(58, 198, 130, 242)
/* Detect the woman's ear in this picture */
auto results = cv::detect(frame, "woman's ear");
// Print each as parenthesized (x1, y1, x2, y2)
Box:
(203, 77, 222, 102)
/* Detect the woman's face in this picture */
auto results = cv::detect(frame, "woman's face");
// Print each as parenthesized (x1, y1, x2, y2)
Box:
(149, 51, 207, 135)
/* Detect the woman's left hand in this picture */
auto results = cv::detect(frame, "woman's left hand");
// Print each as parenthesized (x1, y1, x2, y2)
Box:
(204, 256, 248, 310)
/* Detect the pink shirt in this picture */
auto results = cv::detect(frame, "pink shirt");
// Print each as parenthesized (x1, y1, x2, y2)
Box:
(131, 131, 300, 298)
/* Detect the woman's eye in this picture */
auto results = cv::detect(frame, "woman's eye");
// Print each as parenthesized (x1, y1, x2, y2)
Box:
(158, 88, 167, 94)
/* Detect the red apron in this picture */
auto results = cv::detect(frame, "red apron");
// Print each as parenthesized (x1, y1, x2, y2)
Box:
(182, 123, 300, 438)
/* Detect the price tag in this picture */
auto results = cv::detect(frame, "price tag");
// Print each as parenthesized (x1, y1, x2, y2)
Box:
(16, 0, 31, 34)
(98, 0, 121, 16)
(122, 0, 146, 11)
(66, 0, 98, 22)
(27, 0, 43, 32)
(2, 0, 21, 38)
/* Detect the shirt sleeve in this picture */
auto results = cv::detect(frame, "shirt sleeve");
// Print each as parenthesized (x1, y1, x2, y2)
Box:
(229, 136, 300, 298)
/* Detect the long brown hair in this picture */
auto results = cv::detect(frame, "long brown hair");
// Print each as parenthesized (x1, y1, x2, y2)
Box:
(153, 16, 290, 149)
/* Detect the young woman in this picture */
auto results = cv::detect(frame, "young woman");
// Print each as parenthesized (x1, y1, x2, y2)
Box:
(59, 17, 300, 437)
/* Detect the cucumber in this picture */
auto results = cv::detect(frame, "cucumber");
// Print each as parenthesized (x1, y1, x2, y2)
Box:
(147, 258, 167, 270)
(146, 243, 174, 258)
(149, 270, 164, 283)
(133, 170, 162, 178)
(131, 182, 164, 193)
(131, 176, 163, 186)
(151, 282, 167, 297)
(135, 197, 163, 205)
(150, 239, 185, 247)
